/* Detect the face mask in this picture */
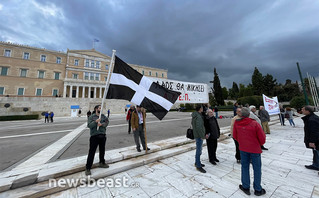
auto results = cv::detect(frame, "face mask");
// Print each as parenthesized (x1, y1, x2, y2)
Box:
(97, 110, 100, 114)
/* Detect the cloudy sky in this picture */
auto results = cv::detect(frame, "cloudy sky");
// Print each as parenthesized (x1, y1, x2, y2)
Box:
(1, 0, 319, 88)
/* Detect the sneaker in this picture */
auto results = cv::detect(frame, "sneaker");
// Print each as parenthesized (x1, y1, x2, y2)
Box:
(239, 184, 251, 195)
(305, 165, 319, 171)
(99, 162, 109, 168)
(85, 169, 91, 176)
(137, 148, 141, 152)
(261, 146, 268, 150)
(215, 159, 220, 162)
(143, 147, 150, 151)
(196, 167, 206, 173)
(236, 160, 241, 164)
(254, 188, 266, 196)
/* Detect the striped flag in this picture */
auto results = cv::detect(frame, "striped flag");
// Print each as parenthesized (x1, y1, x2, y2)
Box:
(106, 56, 181, 120)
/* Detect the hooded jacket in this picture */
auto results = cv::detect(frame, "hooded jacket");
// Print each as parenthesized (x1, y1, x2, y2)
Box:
(233, 117, 266, 154)
(302, 113, 319, 149)
(191, 111, 206, 139)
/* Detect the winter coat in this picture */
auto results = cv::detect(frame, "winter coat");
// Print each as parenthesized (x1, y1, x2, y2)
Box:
(131, 110, 146, 130)
(302, 113, 319, 149)
(191, 111, 206, 139)
(87, 113, 109, 136)
(204, 115, 220, 139)
(233, 117, 266, 154)
(258, 109, 270, 122)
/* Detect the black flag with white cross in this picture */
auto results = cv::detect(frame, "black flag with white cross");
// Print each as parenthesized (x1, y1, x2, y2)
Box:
(106, 56, 181, 120)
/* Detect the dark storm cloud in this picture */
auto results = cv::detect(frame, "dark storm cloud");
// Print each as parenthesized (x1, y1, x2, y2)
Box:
(1, 0, 318, 87)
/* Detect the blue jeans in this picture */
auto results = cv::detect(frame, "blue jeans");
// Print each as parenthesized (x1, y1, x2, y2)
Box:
(312, 149, 319, 168)
(195, 138, 203, 168)
(288, 119, 295, 126)
(215, 112, 218, 118)
(240, 151, 262, 191)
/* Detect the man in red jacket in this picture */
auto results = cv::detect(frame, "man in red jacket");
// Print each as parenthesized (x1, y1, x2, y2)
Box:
(233, 107, 266, 196)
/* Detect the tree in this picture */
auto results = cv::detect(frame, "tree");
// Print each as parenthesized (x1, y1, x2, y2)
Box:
(229, 82, 239, 99)
(213, 68, 224, 105)
(263, 74, 277, 96)
(251, 67, 264, 95)
(222, 87, 229, 100)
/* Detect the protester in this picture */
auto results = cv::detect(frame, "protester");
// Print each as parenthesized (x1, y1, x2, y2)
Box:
(230, 107, 242, 163)
(250, 105, 268, 150)
(107, 109, 110, 118)
(285, 107, 295, 127)
(44, 112, 49, 123)
(279, 105, 286, 126)
(214, 106, 219, 118)
(131, 105, 149, 152)
(85, 105, 109, 176)
(233, 107, 266, 196)
(192, 104, 208, 173)
(204, 109, 220, 165)
(87, 110, 91, 118)
(258, 106, 270, 134)
(126, 106, 135, 134)
(50, 111, 54, 122)
(302, 106, 319, 171)
(233, 103, 238, 116)
(78, 109, 82, 117)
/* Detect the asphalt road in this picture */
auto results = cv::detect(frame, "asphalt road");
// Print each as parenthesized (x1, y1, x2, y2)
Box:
(0, 111, 233, 171)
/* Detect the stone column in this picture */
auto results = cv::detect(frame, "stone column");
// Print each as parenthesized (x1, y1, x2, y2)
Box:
(69, 85, 73, 98)
(99, 87, 102, 98)
(94, 87, 97, 98)
(82, 86, 85, 98)
(63, 84, 67, 98)
(76, 86, 79, 98)
(88, 87, 91, 98)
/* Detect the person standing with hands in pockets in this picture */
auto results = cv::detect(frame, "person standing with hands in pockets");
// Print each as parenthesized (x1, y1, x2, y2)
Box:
(85, 105, 109, 176)
(192, 104, 209, 173)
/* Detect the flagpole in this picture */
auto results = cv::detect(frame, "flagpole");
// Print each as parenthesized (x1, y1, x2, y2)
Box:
(99, 49, 116, 125)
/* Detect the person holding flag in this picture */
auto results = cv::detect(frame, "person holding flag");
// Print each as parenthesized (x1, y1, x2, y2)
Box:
(85, 105, 109, 176)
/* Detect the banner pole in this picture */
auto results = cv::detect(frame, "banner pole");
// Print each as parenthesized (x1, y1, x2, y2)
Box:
(99, 50, 116, 125)
(143, 108, 148, 154)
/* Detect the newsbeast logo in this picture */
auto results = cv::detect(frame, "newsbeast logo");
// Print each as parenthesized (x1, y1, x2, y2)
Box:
(49, 176, 140, 188)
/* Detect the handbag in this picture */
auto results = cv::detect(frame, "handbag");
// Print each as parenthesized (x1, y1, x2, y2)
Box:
(186, 126, 194, 140)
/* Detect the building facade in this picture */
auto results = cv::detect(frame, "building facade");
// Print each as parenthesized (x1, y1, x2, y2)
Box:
(0, 41, 168, 98)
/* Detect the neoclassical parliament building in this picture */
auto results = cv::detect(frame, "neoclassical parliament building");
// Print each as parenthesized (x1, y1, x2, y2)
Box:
(0, 41, 167, 99)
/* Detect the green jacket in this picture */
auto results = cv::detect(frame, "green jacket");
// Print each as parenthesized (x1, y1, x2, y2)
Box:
(191, 111, 206, 139)
(87, 113, 109, 136)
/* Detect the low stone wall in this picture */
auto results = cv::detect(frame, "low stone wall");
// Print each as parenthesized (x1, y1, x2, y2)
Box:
(0, 97, 181, 117)
(0, 97, 132, 117)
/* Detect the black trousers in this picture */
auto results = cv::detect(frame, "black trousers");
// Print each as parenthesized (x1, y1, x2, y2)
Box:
(128, 120, 131, 132)
(86, 134, 106, 170)
(206, 138, 218, 162)
(233, 138, 241, 160)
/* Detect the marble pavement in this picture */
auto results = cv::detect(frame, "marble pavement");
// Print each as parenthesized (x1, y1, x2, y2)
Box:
(44, 115, 319, 198)
(1, 114, 319, 198)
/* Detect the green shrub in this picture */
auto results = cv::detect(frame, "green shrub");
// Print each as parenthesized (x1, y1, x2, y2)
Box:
(226, 101, 234, 106)
(237, 95, 263, 107)
(0, 114, 39, 121)
(290, 96, 313, 109)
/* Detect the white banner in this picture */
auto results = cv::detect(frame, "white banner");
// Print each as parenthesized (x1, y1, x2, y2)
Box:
(150, 77, 209, 103)
(263, 94, 280, 115)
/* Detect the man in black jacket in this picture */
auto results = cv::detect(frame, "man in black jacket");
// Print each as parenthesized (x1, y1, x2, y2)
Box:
(302, 106, 319, 171)
(204, 109, 220, 165)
